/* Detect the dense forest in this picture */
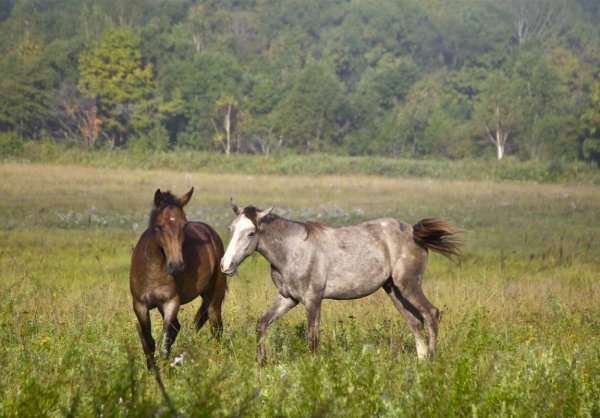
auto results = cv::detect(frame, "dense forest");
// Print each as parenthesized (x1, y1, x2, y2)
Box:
(1, 0, 600, 163)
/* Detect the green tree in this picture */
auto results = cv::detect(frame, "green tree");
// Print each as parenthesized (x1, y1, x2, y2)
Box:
(391, 75, 442, 158)
(343, 54, 420, 156)
(0, 35, 51, 138)
(358, 55, 419, 110)
(1, 0, 600, 162)
(160, 51, 243, 149)
(583, 79, 600, 164)
(508, 0, 571, 51)
(212, 95, 239, 155)
(271, 62, 342, 152)
(77, 28, 154, 147)
(511, 46, 565, 159)
(473, 71, 519, 160)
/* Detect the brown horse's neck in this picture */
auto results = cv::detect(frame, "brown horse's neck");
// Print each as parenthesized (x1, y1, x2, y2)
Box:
(143, 229, 167, 266)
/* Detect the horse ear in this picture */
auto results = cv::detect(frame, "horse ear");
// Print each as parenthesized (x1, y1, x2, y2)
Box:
(257, 206, 273, 226)
(154, 189, 163, 207)
(230, 198, 242, 215)
(178, 187, 194, 207)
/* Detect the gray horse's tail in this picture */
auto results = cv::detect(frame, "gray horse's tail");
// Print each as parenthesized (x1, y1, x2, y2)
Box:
(413, 218, 462, 259)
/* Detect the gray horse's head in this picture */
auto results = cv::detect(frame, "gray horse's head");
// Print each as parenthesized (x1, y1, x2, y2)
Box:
(220, 200, 273, 276)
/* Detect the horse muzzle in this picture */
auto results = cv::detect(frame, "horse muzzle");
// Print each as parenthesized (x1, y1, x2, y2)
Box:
(220, 259, 237, 276)
(167, 260, 185, 275)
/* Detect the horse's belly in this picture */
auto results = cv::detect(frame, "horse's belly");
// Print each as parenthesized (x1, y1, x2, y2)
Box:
(322, 242, 390, 299)
(324, 268, 388, 300)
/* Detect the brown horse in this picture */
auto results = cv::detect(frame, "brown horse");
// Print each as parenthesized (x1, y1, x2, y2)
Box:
(130, 188, 227, 368)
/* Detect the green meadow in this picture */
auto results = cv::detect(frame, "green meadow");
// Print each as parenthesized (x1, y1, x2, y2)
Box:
(1, 161, 599, 417)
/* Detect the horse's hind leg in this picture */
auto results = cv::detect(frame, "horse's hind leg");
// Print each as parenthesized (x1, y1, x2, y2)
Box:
(194, 301, 209, 332)
(208, 272, 228, 338)
(197, 271, 227, 338)
(382, 280, 428, 359)
(391, 264, 440, 359)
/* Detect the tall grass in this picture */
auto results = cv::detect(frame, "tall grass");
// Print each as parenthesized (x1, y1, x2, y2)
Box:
(5, 141, 600, 184)
(1, 162, 599, 416)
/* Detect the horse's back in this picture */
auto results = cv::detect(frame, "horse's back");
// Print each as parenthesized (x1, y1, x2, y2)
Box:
(183, 221, 224, 264)
(316, 218, 423, 299)
(185, 221, 223, 247)
(327, 218, 414, 252)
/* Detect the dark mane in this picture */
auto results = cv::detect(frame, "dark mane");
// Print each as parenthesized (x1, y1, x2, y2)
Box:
(241, 206, 261, 228)
(149, 191, 182, 229)
(242, 206, 324, 240)
(302, 221, 325, 240)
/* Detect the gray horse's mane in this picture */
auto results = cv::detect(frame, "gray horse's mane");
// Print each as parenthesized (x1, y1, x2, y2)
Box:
(242, 205, 324, 240)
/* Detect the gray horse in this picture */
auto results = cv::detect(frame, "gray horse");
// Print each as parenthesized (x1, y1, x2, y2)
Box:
(220, 203, 461, 365)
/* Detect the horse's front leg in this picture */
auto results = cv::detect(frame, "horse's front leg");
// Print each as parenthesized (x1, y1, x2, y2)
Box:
(305, 297, 323, 353)
(256, 295, 298, 366)
(158, 300, 181, 359)
(133, 300, 156, 370)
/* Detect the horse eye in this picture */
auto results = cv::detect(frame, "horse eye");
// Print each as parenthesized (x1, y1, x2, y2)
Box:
(248, 231, 256, 237)
(155, 225, 163, 231)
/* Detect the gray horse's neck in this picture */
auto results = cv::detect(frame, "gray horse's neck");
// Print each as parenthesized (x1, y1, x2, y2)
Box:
(256, 216, 305, 271)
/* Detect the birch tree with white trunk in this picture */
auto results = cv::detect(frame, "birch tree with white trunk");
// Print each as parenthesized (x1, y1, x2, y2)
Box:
(212, 95, 239, 155)
(474, 71, 518, 160)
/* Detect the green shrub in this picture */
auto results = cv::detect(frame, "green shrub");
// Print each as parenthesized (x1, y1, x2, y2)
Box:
(128, 124, 170, 155)
(0, 131, 22, 158)
(4, 139, 600, 184)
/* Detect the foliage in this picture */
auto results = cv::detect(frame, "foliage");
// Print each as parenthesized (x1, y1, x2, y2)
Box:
(77, 28, 155, 148)
(128, 124, 170, 155)
(0, 38, 53, 138)
(271, 61, 343, 152)
(0, 0, 600, 162)
(583, 78, 600, 164)
(0, 131, 22, 157)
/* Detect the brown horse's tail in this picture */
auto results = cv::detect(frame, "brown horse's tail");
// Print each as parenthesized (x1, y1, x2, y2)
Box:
(413, 218, 462, 259)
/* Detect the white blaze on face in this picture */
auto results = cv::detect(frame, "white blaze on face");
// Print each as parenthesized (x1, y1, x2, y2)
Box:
(221, 215, 257, 274)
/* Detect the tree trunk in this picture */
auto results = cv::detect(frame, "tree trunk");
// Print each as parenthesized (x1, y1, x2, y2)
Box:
(484, 114, 508, 161)
(224, 103, 231, 155)
(411, 132, 418, 157)
(496, 142, 505, 160)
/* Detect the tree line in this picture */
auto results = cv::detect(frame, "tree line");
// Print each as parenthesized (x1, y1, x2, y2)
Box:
(1, 0, 599, 163)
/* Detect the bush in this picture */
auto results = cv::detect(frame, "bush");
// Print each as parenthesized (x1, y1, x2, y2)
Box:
(3, 139, 599, 184)
(128, 124, 170, 155)
(0, 132, 22, 158)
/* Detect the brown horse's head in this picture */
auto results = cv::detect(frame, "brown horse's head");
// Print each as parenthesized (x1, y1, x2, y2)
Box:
(150, 188, 193, 275)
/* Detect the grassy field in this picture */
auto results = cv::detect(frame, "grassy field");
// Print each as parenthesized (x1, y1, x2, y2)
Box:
(1, 161, 599, 417)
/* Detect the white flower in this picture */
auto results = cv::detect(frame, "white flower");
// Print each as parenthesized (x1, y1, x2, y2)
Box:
(170, 351, 186, 367)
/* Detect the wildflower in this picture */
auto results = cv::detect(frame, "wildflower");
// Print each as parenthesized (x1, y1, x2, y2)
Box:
(170, 351, 186, 367)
